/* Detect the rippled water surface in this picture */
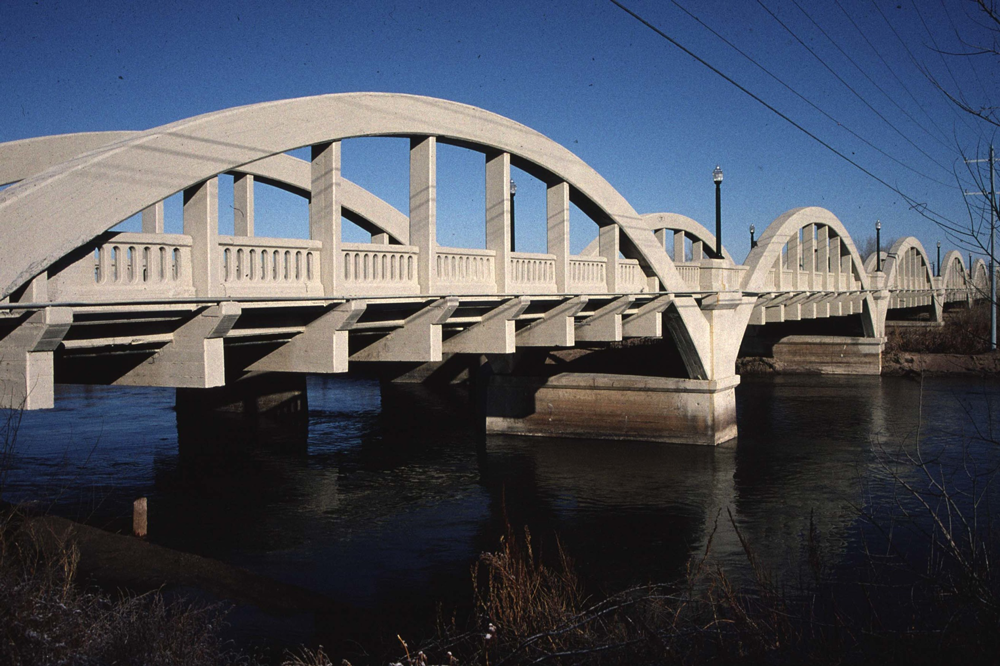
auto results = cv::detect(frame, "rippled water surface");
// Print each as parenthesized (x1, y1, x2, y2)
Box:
(4, 373, 999, 656)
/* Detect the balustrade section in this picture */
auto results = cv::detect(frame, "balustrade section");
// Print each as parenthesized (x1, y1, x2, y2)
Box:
(435, 247, 496, 295)
(220, 236, 323, 297)
(617, 258, 647, 293)
(48, 232, 195, 301)
(675, 263, 700, 291)
(568, 257, 606, 293)
(509, 252, 557, 294)
(341, 242, 419, 297)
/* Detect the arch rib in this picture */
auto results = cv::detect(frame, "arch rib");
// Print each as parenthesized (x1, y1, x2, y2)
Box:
(0, 93, 685, 299)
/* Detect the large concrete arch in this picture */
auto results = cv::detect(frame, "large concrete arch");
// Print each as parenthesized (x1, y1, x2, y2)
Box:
(580, 212, 733, 263)
(0, 93, 685, 299)
(742, 207, 869, 293)
(882, 237, 935, 292)
(0, 132, 411, 245)
(940, 250, 968, 289)
(971, 258, 990, 297)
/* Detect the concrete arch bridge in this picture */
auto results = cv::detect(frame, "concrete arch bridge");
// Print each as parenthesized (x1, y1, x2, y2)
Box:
(0, 94, 988, 444)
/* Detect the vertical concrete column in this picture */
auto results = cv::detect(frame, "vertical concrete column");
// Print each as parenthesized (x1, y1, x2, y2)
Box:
(371, 232, 390, 244)
(673, 231, 685, 263)
(600, 224, 619, 293)
(234, 174, 254, 237)
(411, 137, 437, 294)
(547, 180, 570, 293)
(692, 241, 703, 261)
(787, 231, 800, 289)
(654, 228, 667, 251)
(817, 226, 829, 290)
(801, 224, 815, 289)
(311, 142, 341, 297)
(183, 177, 221, 297)
(830, 237, 842, 290)
(485, 150, 511, 293)
(141, 201, 165, 234)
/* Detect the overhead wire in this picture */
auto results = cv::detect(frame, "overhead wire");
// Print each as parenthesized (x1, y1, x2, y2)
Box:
(605, 0, 974, 239)
(789, 0, 954, 155)
(831, 0, 955, 149)
(755, 0, 957, 178)
(938, 0, 992, 103)
(667, 0, 956, 189)
(867, 0, 983, 138)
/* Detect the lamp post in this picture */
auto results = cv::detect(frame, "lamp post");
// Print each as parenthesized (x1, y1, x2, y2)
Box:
(937, 241, 941, 277)
(749, 224, 756, 249)
(876, 220, 882, 272)
(510, 179, 517, 253)
(713, 165, 723, 258)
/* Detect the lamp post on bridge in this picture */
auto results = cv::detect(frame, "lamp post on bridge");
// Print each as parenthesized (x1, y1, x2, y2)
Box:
(713, 165, 723, 258)
(510, 178, 517, 253)
(937, 241, 941, 277)
(875, 220, 882, 272)
(749, 224, 756, 249)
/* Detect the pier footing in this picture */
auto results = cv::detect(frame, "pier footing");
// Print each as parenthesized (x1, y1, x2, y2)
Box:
(484, 372, 739, 446)
(771, 335, 884, 375)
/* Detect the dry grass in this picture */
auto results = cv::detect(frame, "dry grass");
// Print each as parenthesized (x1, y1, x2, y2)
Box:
(885, 303, 992, 355)
(0, 507, 252, 666)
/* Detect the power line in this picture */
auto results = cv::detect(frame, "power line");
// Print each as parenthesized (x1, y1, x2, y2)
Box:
(867, 0, 983, 139)
(832, 0, 955, 149)
(938, 0, 992, 103)
(605, 0, 972, 238)
(756, 0, 956, 178)
(668, 0, 956, 189)
(790, 0, 954, 155)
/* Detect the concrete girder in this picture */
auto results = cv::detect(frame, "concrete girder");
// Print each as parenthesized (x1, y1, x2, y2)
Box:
(113, 302, 241, 389)
(575, 295, 635, 342)
(516, 296, 588, 347)
(443, 297, 530, 354)
(622, 295, 673, 338)
(0, 307, 72, 409)
(350, 297, 459, 363)
(247, 300, 366, 374)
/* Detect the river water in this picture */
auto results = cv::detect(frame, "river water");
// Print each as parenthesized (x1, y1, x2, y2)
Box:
(3, 373, 999, 659)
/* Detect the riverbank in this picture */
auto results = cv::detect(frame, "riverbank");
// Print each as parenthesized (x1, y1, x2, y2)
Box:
(740, 303, 1000, 376)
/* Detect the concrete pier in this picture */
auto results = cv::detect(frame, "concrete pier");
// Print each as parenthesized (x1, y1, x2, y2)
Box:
(770, 335, 884, 375)
(485, 372, 739, 446)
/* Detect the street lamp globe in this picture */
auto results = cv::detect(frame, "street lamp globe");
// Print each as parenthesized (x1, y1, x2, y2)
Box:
(875, 220, 881, 231)
(510, 179, 517, 196)
(713, 165, 723, 184)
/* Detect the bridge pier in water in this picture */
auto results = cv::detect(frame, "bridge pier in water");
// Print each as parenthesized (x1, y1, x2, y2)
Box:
(483, 371, 739, 446)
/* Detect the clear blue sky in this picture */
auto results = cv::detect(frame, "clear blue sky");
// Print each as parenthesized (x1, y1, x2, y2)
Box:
(2, 0, 996, 264)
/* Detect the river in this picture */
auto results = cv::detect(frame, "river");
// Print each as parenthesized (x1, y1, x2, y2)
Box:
(3, 373, 999, 659)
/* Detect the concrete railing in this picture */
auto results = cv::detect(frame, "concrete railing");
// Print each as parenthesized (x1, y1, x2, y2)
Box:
(48, 232, 195, 301)
(220, 236, 323, 297)
(617, 258, 646, 293)
(341, 242, 419, 297)
(568, 256, 606, 293)
(436, 247, 497, 294)
(509, 252, 557, 294)
(675, 263, 700, 291)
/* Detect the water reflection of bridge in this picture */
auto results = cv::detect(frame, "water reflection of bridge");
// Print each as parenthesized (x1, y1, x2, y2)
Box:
(1, 94, 993, 444)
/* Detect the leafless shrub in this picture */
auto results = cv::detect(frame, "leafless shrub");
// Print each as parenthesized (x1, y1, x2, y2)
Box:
(0, 510, 250, 665)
